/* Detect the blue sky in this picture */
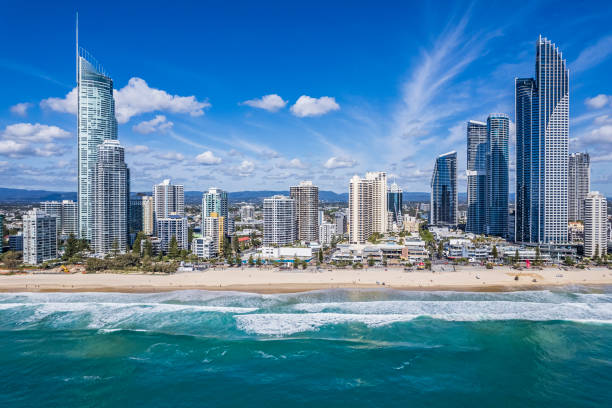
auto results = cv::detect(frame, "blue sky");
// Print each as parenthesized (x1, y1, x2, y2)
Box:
(1, 0, 612, 194)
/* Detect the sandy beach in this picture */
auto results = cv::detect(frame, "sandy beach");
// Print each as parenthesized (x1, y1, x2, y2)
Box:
(0, 265, 611, 293)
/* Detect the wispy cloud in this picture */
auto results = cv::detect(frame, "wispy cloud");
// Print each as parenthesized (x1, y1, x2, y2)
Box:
(241, 94, 287, 112)
(572, 35, 612, 73)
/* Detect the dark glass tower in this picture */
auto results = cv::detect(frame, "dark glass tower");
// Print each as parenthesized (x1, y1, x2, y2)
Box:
(486, 114, 509, 237)
(430, 152, 457, 226)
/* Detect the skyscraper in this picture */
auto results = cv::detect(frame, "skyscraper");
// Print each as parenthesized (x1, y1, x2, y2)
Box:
(466, 120, 487, 234)
(40, 200, 78, 238)
(23, 209, 57, 265)
(516, 36, 569, 243)
(153, 179, 184, 221)
(142, 196, 154, 235)
(430, 152, 457, 226)
(263, 195, 297, 246)
(348, 172, 388, 244)
(290, 181, 319, 242)
(77, 27, 118, 241)
(129, 197, 144, 239)
(202, 188, 228, 233)
(387, 182, 403, 228)
(203, 212, 225, 254)
(486, 113, 509, 237)
(568, 153, 590, 221)
(584, 191, 607, 258)
(91, 140, 129, 255)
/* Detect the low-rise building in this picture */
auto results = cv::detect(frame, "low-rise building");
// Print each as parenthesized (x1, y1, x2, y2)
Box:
(319, 222, 336, 245)
(192, 237, 216, 259)
(401, 240, 429, 262)
(9, 234, 23, 252)
(23, 209, 57, 265)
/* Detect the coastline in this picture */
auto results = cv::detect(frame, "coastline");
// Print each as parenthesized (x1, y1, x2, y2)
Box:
(1, 265, 611, 294)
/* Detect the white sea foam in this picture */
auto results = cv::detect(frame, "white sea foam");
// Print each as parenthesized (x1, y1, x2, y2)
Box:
(290, 300, 612, 323)
(235, 313, 419, 335)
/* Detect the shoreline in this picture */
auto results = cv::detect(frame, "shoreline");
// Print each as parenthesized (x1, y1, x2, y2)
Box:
(1, 266, 611, 294)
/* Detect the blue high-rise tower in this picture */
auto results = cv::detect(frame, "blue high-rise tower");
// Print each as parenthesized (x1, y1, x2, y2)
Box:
(486, 114, 509, 238)
(516, 36, 569, 243)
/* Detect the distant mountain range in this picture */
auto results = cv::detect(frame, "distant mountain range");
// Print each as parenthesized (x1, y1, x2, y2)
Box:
(0, 187, 500, 204)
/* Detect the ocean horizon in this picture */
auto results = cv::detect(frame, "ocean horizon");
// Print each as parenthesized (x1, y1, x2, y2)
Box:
(1, 287, 611, 407)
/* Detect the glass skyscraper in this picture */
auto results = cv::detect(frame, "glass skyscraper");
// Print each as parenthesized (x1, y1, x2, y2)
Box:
(466, 120, 487, 234)
(516, 36, 569, 243)
(77, 42, 118, 241)
(387, 182, 403, 226)
(430, 151, 457, 226)
(486, 113, 509, 237)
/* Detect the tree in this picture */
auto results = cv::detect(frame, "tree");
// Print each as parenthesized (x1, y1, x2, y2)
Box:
(491, 245, 498, 259)
(223, 236, 232, 259)
(168, 236, 179, 259)
(563, 256, 575, 267)
(368, 258, 375, 267)
(318, 250, 323, 264)
(437, 242, 444, 258)
(2, 251, 22, 271)
(63, 234, 80, 261)
(233, 237, 240, 255)
(143, 239, 153, 257)
(132, 232, 145, 257)
(111, 239, 120, 257)
(248, 254, 254, 266)
(256, 256, 262, 267)
(293, 257, 299, 269)
(514, 249, 520, 264)
(382, 255, 388, 266)
(535, 246, 541, 265)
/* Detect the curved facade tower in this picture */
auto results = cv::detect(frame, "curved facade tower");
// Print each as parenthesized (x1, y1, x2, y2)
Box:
(77, 43, 118, 240)
(466, 120, 487, 234)
(430, 151, 457, 227)
(516, 36, 569, 244)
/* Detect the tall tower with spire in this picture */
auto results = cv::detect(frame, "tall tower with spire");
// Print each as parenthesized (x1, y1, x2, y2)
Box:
(76, 15, 118, 240)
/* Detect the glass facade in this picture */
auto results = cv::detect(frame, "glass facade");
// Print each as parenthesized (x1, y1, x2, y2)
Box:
(387, 183, 403, 226)
(430, 152, 457, 226)
(77, 48, 118, 241)
(486, 114, 509, 238)
(466, 121, 487, 234)
(516, 36, 569, 243)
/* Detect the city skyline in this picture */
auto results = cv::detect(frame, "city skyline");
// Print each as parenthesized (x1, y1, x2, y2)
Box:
(1, 2, 612, 195)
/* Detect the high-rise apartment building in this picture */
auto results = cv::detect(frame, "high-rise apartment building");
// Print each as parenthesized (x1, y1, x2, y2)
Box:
(430, 152, 457, 226)
(348, 172, 388, 244)
(388, 182, 403, 228)
(568, 153, 590, 221)
(142, 196, 154, 235)
(584, 191, 607, 258)
(77, 40, 118, 241)
(319, 222, 336, 245)
(156, 215, 188, 253)
(203, 212, 225, 254)
(153, 179, 184, 221)
(466, 120, 487, 234)
(202, 188, 228, 234)
(263, 195, 297, 246)
(516, 36, 569, 243)
(23, 209, 57, 265)
(239, 205, 255, 220)
(290, 181, 319, 242)
(92, 140, 129, 255)
(335, 211, 347, 235)
(129, 197, 144, 237)
(40, 200, 78, 238)
(486, 114, 509, 237)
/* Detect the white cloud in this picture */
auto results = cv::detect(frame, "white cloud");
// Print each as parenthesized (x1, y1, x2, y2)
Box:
(195, 150, 222, 165)
(241, 94, 287, 112)
(40, 87, 78, 114)
(290, 95, 340, 117)
(155, 151, 185, 161)
(132, 115, 174, 134)
(585, 125, 612, 143)
(2, 123, 70, 143)
(323, 156, 357, 169)
(287, 158, 307, 168)
(114, 78, 210, 123)
(125, 145, 150, 153)
(10, 102, 32, 116)
(40, 78, 210, 124)
(0, 140, 62, 158)
(572, 35, 612, 73)
(585, 94, 610, 109)
(237, 160, 255, 176)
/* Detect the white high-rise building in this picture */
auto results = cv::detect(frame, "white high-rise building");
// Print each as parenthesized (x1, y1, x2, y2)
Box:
(584, 191, 607, 258)
(142, 196, 154, 235)
(192, 237, 216, 259)
(77, 32, 118, 241)
(263, 195, 297, 246)
(153, 179, 184, 221)
(92, 140, 129, 255)
(40, 200, 78, 238)
(239, 205, 255, 220)
(568, 153, 590, 222)
(348, 172, 388, 244)
(156, 215, 188, 253)
(203, 214, 224, 254)
(23, 209, 57, 265)
(290, 181, 319, 242)
(319, 222, 336, 245)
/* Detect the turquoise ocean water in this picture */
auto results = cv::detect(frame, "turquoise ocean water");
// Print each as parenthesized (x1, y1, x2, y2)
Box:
(1, 288, 611, 407)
